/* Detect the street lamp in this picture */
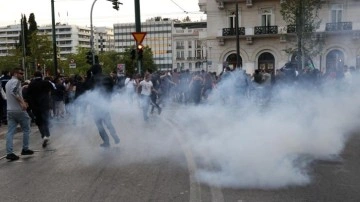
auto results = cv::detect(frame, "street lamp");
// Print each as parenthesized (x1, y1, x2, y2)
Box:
(90, 0, 122, 65)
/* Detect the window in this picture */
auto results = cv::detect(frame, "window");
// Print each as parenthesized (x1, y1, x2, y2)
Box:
(180, 51, 184, 58)
(331, 4, 343, 23)
(260, 8, 273, 26)
(228, 11, 241, 28)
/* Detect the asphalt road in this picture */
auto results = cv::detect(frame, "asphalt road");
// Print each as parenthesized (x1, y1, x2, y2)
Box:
(0, 104, 360, 202)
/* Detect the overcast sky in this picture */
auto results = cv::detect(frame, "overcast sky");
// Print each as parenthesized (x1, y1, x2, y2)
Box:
(0, 0, 206, 27)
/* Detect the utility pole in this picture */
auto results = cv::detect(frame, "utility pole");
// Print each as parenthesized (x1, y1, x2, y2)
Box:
(21, 15, 27, 78)
(51, 0, 58, 76)
(90, 0, 122, 65)
(90, 0, 98, 65)
(235, 1, 240, 69)
(134, 0, 142, 74)
(296, 0, 304, 70)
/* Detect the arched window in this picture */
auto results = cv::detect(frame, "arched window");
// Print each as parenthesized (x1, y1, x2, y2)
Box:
(258, 52, 275, 73)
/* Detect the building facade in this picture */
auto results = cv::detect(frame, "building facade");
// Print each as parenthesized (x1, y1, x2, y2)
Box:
(0, 24, 21, 57)
(172, 21, 208, 72)
(95, 27, 115, 53)
(114, 18, 173, 71)
(0, 23, 114, 58)
(199, 0, 360, 74)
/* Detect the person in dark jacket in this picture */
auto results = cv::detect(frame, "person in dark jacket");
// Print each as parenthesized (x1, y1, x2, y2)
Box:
(87, 63, 120, 148)
(27, 71, 55, 148)
(0, 70, 11, 125)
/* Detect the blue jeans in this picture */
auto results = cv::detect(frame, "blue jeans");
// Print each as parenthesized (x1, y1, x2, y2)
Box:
(141, 95, 150, 121)
(93, 109, 119, 144)
(6, 111, 31, 154)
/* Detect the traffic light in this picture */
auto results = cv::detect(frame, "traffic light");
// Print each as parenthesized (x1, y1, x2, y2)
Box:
(130, 49, 136, 60)
(112, 0, 123, 10)
(112, 1, 119, 10)
(86, 51, 93, 64)
(137, 44, 144, 60)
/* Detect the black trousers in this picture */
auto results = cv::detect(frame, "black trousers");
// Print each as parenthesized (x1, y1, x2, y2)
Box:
(32, 109, 50, 138)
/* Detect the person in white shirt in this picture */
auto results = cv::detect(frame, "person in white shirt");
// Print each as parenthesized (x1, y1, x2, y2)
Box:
(124, 74, 136, 104)
(137, 73, 159, 121)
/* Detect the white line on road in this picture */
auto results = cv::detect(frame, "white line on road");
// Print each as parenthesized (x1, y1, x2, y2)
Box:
(162, 117, 224, 202)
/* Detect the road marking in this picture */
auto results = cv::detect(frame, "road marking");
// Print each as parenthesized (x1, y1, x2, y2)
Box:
(161, 118, 224, 202)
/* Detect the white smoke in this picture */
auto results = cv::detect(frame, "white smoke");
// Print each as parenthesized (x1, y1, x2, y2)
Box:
(57, 72, 360, 189)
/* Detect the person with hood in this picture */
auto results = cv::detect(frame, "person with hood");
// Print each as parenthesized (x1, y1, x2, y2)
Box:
(27, 71, 55, 148)
(87, 59, 120, 148)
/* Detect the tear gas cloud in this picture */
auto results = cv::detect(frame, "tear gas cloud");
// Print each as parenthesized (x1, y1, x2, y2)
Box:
(59, 71, 360, 189)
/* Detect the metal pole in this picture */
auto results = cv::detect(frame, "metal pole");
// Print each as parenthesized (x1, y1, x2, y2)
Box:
(51, 0, 58, 76)
(90, 0, 98, 65)
(235, 1, 240, 69)
(21, 15, 26, 78)
(134, 0, 141, 74)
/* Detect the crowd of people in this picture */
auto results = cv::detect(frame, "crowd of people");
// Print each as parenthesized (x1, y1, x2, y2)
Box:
(1, 60, 357, 161)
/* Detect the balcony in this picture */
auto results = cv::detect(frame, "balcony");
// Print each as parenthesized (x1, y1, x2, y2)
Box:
(286, 24, 314, 33)
(325, 22, 352, 32)
(222, 27, 245, 36)
(254, 26, 278, 35)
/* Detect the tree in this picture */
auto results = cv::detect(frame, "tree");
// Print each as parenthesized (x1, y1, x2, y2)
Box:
(182, 16, 191, 22)
(141, 46, 156, 73)
(28, 13, 38, 35)
(280, 0, 323, 69)
(28, 32, 53, 75)
(19, 15, 30, 57)
(119, 46, 156, 76)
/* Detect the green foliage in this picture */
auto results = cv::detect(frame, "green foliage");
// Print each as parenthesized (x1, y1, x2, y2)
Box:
(0, 56, 21, 72)
(141, 46, 157, 74)
(28, 13, 38, 34)
(120, 46, 156, 77)
(280, 0, 323, 58)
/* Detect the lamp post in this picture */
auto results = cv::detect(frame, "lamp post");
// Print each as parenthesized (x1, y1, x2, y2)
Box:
(90, 0, 98, 65)
(90, 0, 122, 65)
(235, 1, 240, 69)
(51, 0, 58, 75)
(134, 0, 142, 74)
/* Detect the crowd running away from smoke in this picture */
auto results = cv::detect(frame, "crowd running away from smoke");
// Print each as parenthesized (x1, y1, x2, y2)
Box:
(63, 70, 360, 189)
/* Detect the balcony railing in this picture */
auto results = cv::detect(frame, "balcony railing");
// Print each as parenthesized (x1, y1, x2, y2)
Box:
(325, 22, 352, 32)
(222, 27, 245, 36)
(287, 24, 314, 33)
(254, 26, 278, 35)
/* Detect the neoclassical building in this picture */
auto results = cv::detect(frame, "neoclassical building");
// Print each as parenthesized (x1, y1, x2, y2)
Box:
(199, 0, 360, 74)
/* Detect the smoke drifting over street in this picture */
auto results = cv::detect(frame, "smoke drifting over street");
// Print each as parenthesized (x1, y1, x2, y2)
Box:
(59, 73, 360, 189)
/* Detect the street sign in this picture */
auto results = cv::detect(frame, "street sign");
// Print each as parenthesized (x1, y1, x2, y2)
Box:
(131, 32, 147, 44)
(69, 59, 76, 68)
(69, 63, 76, 68)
